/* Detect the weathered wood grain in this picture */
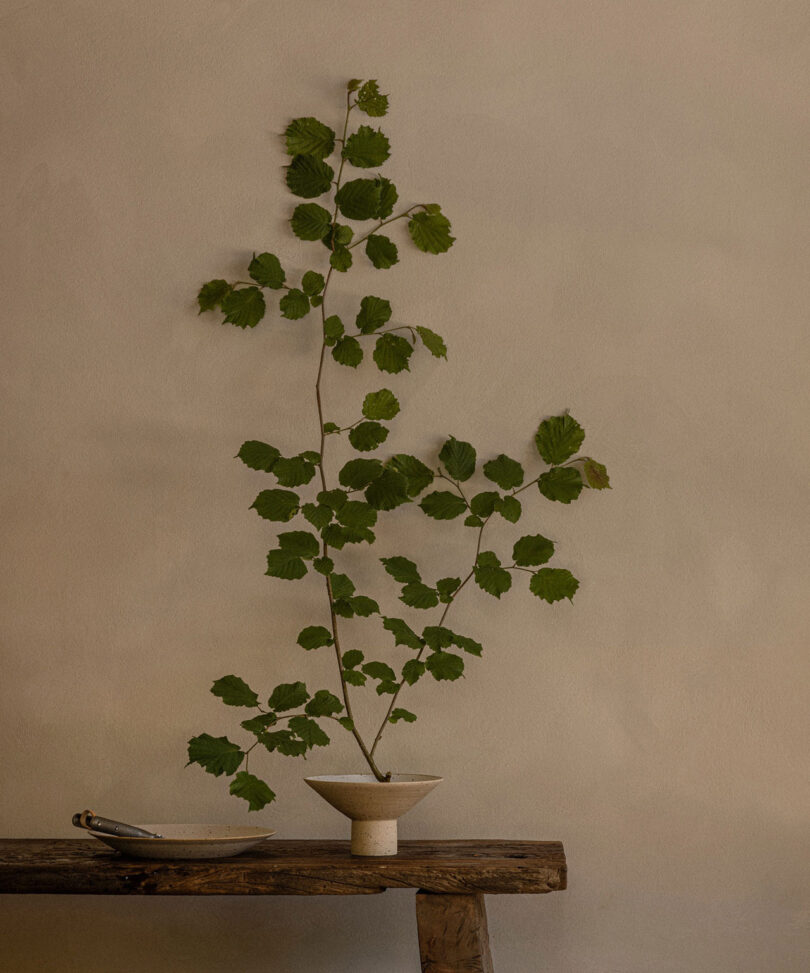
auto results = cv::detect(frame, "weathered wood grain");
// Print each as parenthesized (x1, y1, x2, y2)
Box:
(416, 892, 494, 973)
(0, 839, 566, 896)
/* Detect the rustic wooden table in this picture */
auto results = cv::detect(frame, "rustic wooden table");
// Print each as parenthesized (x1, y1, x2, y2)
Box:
(0, 838, 566, 972)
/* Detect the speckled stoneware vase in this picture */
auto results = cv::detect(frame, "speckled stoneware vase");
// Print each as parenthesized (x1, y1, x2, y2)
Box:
(304, 774, 442, 856)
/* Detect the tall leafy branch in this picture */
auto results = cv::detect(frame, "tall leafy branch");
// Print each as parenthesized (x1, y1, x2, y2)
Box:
(188, 79, 610, 811)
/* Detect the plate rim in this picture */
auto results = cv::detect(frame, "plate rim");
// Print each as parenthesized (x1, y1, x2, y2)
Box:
(88, 825, 276, 844)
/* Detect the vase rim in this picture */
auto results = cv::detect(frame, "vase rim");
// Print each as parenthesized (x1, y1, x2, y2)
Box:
(304, 773, 441, 785)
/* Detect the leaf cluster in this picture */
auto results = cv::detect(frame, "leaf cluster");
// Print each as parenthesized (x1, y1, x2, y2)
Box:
(190, 78, 610, 811)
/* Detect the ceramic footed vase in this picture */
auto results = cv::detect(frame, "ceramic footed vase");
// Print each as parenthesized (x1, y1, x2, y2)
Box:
(304, 774, 442, 856)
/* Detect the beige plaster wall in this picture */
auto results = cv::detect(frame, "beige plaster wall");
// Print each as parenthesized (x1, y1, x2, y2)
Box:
(2, 1, 808, 970)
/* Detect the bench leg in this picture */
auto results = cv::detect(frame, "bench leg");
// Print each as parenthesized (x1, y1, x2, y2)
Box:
(415, 891, 494, 972)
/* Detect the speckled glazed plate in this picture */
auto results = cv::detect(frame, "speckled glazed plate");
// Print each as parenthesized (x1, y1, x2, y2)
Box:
(88, 824, 276, 859)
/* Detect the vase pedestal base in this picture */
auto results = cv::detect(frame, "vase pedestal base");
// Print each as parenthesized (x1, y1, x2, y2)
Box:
(351, 818, 398, 856)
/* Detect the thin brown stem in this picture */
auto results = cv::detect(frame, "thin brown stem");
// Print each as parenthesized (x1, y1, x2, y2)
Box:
(348, 205, 424, 249)
(369, 517, 490, 758)
(308, 91, 389, 782)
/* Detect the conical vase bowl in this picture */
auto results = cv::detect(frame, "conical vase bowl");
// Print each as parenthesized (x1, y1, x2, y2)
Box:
(304, 774, 442, 856)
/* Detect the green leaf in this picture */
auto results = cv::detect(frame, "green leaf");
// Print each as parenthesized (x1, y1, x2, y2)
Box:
(408, 210, 455, 254)
(347, 78, 363, 92)
(237, 441, 280, 472)
(365, 234, 399, 269)
(288, 715, 330, 748)
(350, 595, 380, 616)
(483, 454, 524, 490)
(278, 530, 320, 558)
(377, 680, 399, 695)
(337, 717, 355, 732)
(187, 733, 243, 777)
(362, 388, 400, 421)
(373, 333, 413, 373)
(426, 651, 464, 681)
(376, 176, 398, 218)
(383, 616, 423, 650)
(382, 556, 421, 584)
(495, 496, 522, 523)
(470, 491, 499, 518)
(362, 660, 396, 682)
(323, 314, 344, 345)
(356, 296, 392, 334)
(248, 252, 285, 289)
(339, 457, 383, 489)
(419, 491, 467, 520)
(401, 659, 426, 685)
(310, 296, 323, 308)
(229, 771, 275, 811)
(332, 336, 363, 367)
(537, 467, 583, 503)
(325, 524, 373, 550)
(329, 573, 355, 600)
(301, 271, 325, 296)
(464, 514, 484, 527)
(535, 414, 585, 465)
(335, 178, 380, 220)
(305, 690, 343, 717)
(474, 552, 512, 598)
(356, 79, 389, 117)
(388, 454, 434, 496)
(323, 423, 340, 435)
(211, 675, 259, 707)
(240, 713, 278, 735)
(343, 669, 366, 686)
(284, 117, 335, 158)
(439, 437, 476, 481)
(322, 224, 354, 248)
(422, 626, 454, 650)
(330, 247, 353, 272)
(302, 503, 332, 531)
(279, 288, 310, 320)
(221, 287, 266, 329)
(513, 534, 555, 566)
(380, 556, 422, 584)
(290, 203, 333, 241)
(270, 456, 314, 488)
(365, 468, 409, 510)
(343, 125, 391, 168)
(400, 582, 439, 610)
(317, 489, 348, 510)
(583, 458, 611, 489)
(265, 549, 308, 580)
(251, 489, 299, 522)
(529, 568, 579, 603)
(342, 649, 364, 669)
(452, 633, 483, 656)
(297, 625, 333, 650)
(389, 708, 417, 724)
(336, 500, 377, 530)
(198, 279, 231, 313)
(268, 681, 309, 712)
(286, 154, 334, 198)
(436, 577, 461, 603)
(415, 326, 447, 358)
(262, 730, 307, 757)
(349, 421, 389, 452)
(313, 556, 334, 575)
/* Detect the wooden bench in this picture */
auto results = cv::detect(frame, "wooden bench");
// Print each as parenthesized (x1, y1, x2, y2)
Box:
(0, 838, 566, 972)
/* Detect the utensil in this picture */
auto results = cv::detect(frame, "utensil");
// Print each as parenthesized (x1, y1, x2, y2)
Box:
(72, 810, 163, 839)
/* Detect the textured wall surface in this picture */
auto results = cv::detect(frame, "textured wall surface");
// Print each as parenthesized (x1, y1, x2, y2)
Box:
(2, 1, 809, 970)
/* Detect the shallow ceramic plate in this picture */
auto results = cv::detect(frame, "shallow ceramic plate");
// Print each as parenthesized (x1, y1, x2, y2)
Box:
(88, 824, 276, 860)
